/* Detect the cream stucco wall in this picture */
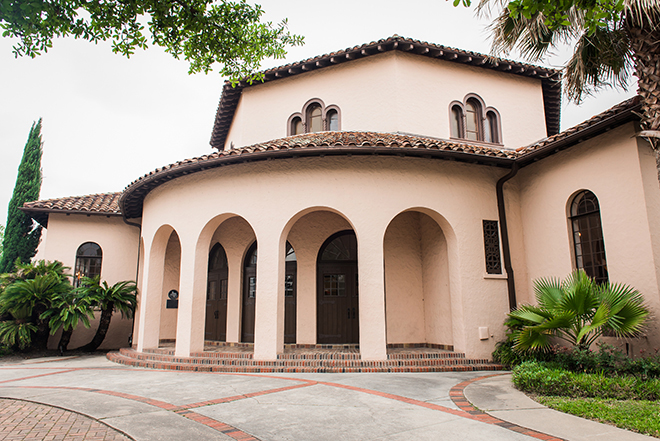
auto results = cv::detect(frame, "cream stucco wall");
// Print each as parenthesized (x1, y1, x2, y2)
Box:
(40, 213, 140, 350)
(136, 155, 512, 360)
(225, 51, 548, 151)
(516, 122, 660, 352)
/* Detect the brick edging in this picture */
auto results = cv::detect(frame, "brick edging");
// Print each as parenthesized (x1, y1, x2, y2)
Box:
(449, 373, 567, 441)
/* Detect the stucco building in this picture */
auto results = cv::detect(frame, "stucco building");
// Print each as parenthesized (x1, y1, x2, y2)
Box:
(22, 36, 660, 365)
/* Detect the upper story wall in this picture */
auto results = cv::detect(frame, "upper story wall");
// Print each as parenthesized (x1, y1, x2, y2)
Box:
(224, 51, 548, 150)
(41, 214, 140, 285)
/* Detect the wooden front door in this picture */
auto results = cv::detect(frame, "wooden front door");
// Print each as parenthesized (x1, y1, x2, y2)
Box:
(205, 243, 228, 341)
(241, 242, 257, 343)
(317, 231, 359, 344)
(284, 242, 297, 344)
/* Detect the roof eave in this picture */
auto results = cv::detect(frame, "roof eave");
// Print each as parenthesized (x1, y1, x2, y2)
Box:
(120, 145, 514, 219)
(516, 101, 642, 167)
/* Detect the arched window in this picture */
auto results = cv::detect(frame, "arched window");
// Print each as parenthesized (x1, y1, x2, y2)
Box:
(484, 111, 500, 143)
(288, 99, 341, 135)
(291, 116, 304, 135)
(449, 94, 501, 144)
(450, 105, 463, 139)
(570, 190, 608, 284)
(465, 98, 481, 141)
(74, 242, 102, 287)
(326, 109, 339, 131)
(307, 103, 323, 133)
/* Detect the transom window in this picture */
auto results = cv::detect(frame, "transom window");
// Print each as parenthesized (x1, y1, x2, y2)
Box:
(570, 190, 609, 284)
(74, 242, 102, 287)
(288, 99, 341, 135)
(450, 94, 501, 144)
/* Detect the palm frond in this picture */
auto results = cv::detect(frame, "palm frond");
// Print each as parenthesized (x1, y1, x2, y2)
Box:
(564, 26, 634, 102)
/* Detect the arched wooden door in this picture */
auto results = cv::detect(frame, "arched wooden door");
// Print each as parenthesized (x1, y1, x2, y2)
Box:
(317, 231, 359, 344)
(284, 242, 297, 344)
(205, 243, 228, 341)
(241, 242, 257, 343)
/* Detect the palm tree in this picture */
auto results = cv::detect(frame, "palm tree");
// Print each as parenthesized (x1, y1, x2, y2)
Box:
(0, 272, 72, 350)
(40, 290, 96, 353)
(509, 270, 649, 352)
(476, 0, 660, 146)
(76, 277, 136, 352)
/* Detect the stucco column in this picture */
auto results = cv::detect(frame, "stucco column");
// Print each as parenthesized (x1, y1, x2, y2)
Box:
(357, 229, 387, 360)
(175, 235, 206, 357)
(295, 250, 316, 344)
(253, 235, 284, 360)
(136, 237, 164, 352)
(225, 256, 242, 343)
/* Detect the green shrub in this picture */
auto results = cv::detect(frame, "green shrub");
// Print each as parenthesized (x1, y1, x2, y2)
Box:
(513, 361, 660, 400)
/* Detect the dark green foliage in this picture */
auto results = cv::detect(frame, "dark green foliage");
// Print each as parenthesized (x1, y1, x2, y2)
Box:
(492, 339, 556, 368)
(75, 276, 137, 352)
(508, 270, 649, 352)
(0, 119, 43, 274)
(0, 0, 303, 81)
(0, 260, 72, 351)
(513, 361, 660, 401)
(40, 289, 96, 352)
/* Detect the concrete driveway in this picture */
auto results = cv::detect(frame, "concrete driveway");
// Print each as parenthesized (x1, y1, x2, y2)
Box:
(0, 355, 653, 440)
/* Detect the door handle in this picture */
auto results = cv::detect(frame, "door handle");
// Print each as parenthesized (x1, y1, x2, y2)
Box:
(352, 308, 356, 319)
(214, 310, 219, 319)
(347, 308, 351, 319)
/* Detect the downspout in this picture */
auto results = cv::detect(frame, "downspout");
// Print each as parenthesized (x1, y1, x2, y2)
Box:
(122, 213, 142, 347)
(496, 162, 519, 311)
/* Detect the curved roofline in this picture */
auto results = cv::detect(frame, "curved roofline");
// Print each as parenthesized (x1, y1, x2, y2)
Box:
(120, 131, 517, 219)
(209, 35, 562, 150)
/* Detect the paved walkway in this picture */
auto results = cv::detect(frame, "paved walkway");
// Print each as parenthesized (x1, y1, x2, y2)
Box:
(0, 355, 654, 440)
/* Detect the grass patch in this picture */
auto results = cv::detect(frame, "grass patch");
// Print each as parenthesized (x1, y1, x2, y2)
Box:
(538, 396, 660, 438)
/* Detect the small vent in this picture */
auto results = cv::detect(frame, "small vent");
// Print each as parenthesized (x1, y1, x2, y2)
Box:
(483, 220, 502, 274)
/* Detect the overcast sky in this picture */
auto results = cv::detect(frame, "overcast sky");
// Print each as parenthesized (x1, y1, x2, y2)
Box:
(0, 0, 636, 226)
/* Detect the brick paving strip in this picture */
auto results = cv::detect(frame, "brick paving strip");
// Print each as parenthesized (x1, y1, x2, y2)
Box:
(0, 398, 132, 441)
(1, 367, 565, 441)
(449, 373, 567, 441)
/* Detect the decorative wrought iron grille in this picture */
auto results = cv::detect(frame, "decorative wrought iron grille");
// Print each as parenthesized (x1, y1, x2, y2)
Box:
(483, 220, 502, 274)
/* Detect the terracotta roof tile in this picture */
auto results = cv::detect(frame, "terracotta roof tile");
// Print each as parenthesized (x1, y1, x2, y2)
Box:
(22, 192, 122, 216)
(517, 96, 641, 155)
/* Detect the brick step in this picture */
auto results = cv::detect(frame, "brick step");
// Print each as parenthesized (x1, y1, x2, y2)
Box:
(119, 348, 471, 365)
(134, 348, 464, 361)
(107, 352, 502, 373)
(112, 349, 500, 370)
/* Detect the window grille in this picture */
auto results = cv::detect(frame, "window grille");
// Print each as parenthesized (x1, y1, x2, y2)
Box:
(483, 220, 502, 274)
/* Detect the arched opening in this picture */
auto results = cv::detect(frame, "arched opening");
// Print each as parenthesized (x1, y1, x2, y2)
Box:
(242, 241, 257, 343)
(160, 231, 181, 344)
(317, 230, 359, 344)
(74, 242, 102, 287)
(465, 98, 481, 141)
(205, 243, 228, 341)
(384, 211, 452, 347)
(570, 190, 608, 284)
(307, 103, 323, 133)
(284, 242, 297, 343)
(291, 116, 303, 135)
(325, 109, 339, 131)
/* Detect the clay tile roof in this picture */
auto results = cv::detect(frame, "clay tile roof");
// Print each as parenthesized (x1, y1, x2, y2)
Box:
(210, 35, 562, 150)
(515, 96, 642, 166)
(21, 192, 122, 227)
(120, 131, 518, 219)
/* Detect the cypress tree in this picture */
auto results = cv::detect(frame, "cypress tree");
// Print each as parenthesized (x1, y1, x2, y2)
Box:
(0, 119, 43, 274)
